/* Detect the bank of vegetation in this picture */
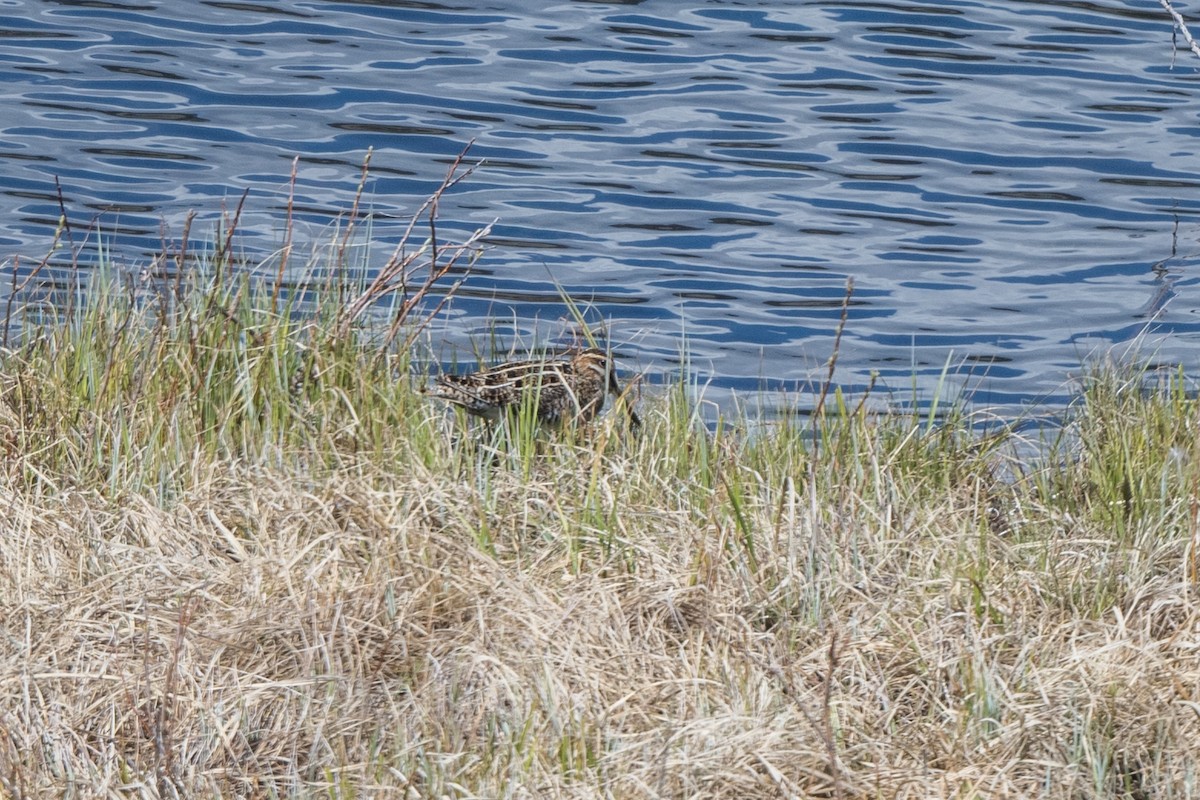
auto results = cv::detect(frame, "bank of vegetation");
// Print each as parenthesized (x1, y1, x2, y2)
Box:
(1, 161, 1197, 799)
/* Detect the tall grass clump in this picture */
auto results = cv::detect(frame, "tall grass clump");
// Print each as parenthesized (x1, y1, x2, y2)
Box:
(2, 163, 1200, 798)
(2, 149, 487, 498)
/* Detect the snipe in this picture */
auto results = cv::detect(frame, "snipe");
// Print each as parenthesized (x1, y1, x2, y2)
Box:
(429, 347, 641, 429)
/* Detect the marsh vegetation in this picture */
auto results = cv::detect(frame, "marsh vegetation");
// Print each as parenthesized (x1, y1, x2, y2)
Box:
(1, 163, 1198, 799)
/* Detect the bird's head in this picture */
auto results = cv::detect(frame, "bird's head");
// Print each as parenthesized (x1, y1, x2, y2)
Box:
(574, 347, 641, 430)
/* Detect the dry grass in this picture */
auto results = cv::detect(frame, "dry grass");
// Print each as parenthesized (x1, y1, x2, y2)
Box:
(1, 173, 1199, 798)
(2, 353, 1199, 798)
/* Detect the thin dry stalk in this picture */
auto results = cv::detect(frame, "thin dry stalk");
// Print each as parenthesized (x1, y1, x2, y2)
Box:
(2, 176, 94, 345)
(335, 142, 491, 345)
(173, 211, 197, 307)
(821, 634, 843, 800)
(53, 177, 80, 272)
(338, 147, 374, 266)
(810, 277, 856, 460)
(1162, 0, 1200, 61)
(1191, 450, 1200, 584)
(712, 621, 848, 799)
(271, 156, 300, 313)
(213, 189, 250, 285)
(53, 177, 86, 322)
(3, 249, 52, 349)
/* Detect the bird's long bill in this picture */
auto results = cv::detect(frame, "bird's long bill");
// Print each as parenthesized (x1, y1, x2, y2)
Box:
(607, 367, 642, 430)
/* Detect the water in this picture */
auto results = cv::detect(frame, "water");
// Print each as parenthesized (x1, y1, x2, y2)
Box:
(2, 0, 1199, 417)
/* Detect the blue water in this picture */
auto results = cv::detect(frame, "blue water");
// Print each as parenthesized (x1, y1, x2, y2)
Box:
(2, 0, 1200, 416)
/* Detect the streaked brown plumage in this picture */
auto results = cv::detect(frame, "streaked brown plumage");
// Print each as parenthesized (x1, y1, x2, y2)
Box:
(429, 347, 640, 429)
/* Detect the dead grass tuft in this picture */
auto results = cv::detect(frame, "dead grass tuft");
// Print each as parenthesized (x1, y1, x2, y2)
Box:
(3, 392, 1200, 799)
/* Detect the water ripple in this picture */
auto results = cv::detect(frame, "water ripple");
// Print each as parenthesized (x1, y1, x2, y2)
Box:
(1, 0, 1199, 413)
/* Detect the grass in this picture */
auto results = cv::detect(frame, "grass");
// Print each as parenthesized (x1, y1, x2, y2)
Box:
(1, 168, 1199, 799)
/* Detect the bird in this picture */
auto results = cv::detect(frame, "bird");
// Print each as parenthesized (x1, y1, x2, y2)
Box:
(428, 347, 641, 429)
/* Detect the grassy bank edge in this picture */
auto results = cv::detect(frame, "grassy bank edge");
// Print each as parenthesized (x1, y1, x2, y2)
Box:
(1, 195, 1198, 798)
